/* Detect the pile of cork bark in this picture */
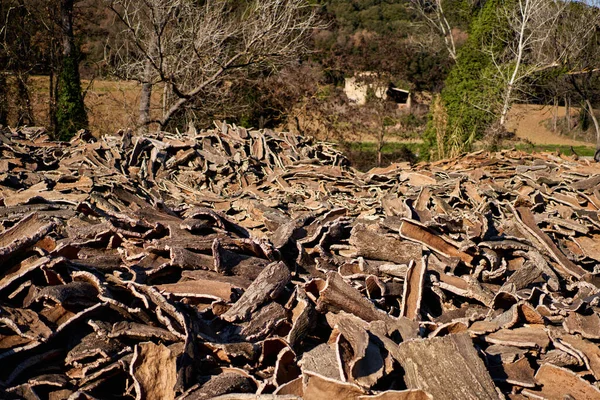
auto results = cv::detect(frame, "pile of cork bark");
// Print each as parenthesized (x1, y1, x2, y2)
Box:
(1, 124, 600, 399)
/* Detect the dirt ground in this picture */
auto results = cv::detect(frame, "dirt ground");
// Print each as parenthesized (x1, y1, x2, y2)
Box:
(29, 76, 160, 135)
(505, 104, 595, 146)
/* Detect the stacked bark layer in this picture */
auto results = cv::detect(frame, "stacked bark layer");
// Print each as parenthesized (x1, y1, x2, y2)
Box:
(1, 125, 600, 400)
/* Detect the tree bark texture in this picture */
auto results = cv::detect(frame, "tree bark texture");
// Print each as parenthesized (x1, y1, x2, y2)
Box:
(56, 0, 88, 140)
(61, 0, 75, 57)
(138, 59, 153, 134)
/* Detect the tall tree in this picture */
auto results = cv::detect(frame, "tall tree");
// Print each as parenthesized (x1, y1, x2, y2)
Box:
(554, 0, 600, 155)
(106, 0, 320, 132)
(423, 0, 600, 160)
(491, 0, 569, 126)
(423, 0, 504, 159)
(56, 0, 87, 140)
(0, 0, 38, 126)
(410, 0, 458, 61)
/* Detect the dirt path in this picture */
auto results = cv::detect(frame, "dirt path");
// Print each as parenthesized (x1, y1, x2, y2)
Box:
(506, 104, 595, 146)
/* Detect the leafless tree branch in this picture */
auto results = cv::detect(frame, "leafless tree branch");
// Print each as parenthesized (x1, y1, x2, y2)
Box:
(105, 0, 321, 131)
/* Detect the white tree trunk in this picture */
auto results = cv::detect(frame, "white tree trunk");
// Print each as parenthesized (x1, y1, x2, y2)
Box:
(436, 0, 457, 61)
(500, 0, 529, 126)
(499, 83, 514, 126)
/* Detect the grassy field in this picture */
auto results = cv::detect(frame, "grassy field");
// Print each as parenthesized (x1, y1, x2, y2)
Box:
(343, 141, 597, 171)
(514, 143, 597, 157)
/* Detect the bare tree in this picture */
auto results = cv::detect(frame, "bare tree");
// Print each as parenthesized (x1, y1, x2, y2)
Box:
(106, 0, 319, 132)
(554, 1, 600, 153)
(56, 0, 88, 139)
(0, 0, 41, 126)
(410, 0, 458, 61)
(487, 0, 575, 127)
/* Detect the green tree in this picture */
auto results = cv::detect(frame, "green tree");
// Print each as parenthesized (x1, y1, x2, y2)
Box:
(423, 0, 508, 159)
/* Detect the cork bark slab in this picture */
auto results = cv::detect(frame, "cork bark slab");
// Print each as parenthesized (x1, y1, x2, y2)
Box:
(396, 333, 499, 400)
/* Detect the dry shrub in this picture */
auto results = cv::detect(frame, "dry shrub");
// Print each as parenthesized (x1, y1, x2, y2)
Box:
(431, 94, 448, 159)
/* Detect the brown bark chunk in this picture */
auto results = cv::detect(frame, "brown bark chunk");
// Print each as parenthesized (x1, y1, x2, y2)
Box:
(222, 261, 290, 322)
(522, 363, 600, 400)
(130, 342, 177, 400)
(396, 333, 499, 400)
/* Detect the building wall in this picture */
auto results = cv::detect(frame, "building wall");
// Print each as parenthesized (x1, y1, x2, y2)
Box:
(343, 76, 387, 105)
